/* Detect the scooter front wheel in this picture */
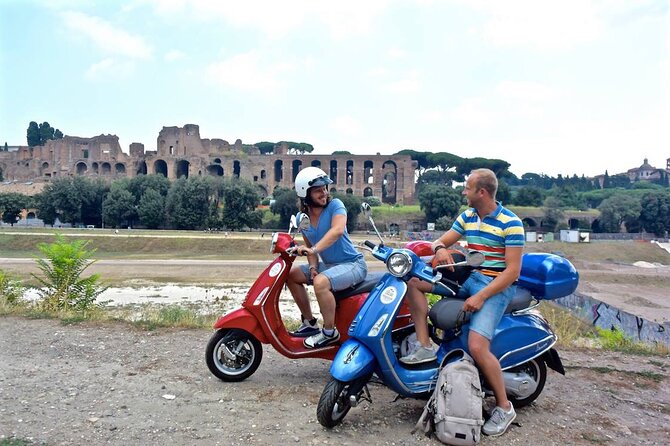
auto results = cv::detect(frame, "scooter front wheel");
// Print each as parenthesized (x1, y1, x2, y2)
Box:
(507, 358, 547, 408)
(205, 329, 262, 382)
(317, 376, 369, 428)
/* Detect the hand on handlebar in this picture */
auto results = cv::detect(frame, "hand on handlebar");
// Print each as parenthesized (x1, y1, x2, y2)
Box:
(287, 245, 312, 257)
(431, 248, 455, 272)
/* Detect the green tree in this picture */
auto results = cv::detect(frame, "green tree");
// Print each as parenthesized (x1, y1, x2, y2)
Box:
(0, 192, 28, 226)
(128, 174, 171, 202)
(514, 186, 544, 206)
(27, 121, 40, 146)
(102, 185, 136, 228)
(137, 189, 165, 229)
(32, 234, 106, 312)
(282, 141, 314, 155)
(36, 177, 108, 227)
(165, 177, 215, 230)
(331, 192, 363, 232)
(597, 193, 642, 233)
(542, 196, 565, 231)
(270, 187, 299, 229)
(435, 215, 454, 231)
(418, 184, 462, 222)
(639, 191, 670, 236)
(332, 150, 352, 155)
(254, 141, 276, 155)
(220, 179, 262, 230)
(496, 180, 512, 204)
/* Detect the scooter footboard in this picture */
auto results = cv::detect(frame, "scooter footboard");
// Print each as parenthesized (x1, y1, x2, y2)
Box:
(491, 314, 557, 370)
(330, 339, 376, 382)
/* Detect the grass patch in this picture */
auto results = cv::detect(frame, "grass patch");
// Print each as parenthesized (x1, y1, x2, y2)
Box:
(0, 439, 35, 446)
(566, 364, 664, 383)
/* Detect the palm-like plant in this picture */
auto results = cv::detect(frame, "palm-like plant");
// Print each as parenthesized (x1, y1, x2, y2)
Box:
(32, 234, 106, 311)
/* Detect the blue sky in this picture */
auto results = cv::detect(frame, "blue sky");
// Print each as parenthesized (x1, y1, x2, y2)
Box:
(1, 0, 668, 178)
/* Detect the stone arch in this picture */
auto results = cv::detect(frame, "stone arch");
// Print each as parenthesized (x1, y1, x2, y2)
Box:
(154, 159, 168, 177)
(176, 160, 190, 178)
(213, 158, 222, 164)
(101, 162, 111, 175)
(382, 160, 398, 204)
(41, 162, 49, 169)
(346, 160, 354, 185)
(331, 187, 337, 194)
(364, 160, 374, 184)
(115, 163, 126, 175)
(364, 187, 373, 197)
(292, 160, 302, 181)
(274, 160, 283, 182)
(257, 185, 268, 197)
(207, 164, 224, 176)
(260, 169, 266, 179)
(346, 188, 353, 194)
(76, 162, 87, 175)
(233, 160, 241, 178)
(568, 218, 580, 230)
(137, 161, 147, 175)
(92, 162, 99, 174)
(522, 217, 538, 228)
(311, 160, 321, 168)
(329, 160, 338, 184)
(27, 212, 36, 219)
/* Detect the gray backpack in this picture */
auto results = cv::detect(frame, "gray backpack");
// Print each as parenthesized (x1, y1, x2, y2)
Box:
(413, 350, 484, 445)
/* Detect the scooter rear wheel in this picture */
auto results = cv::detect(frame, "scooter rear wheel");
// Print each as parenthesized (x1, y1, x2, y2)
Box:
(507, 358, 547, 408)
(317, 376, 369, 428)
(205, 329, 262, 382)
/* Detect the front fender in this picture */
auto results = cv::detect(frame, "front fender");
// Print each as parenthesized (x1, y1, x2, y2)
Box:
(330, 339, 376, 382)
(212, 308, 269, 344)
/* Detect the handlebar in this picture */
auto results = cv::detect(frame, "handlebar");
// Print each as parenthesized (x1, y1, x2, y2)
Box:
(364, 240, 376, 249)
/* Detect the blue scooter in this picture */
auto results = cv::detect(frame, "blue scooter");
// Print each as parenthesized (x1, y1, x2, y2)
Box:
(316, 204, 578, 428)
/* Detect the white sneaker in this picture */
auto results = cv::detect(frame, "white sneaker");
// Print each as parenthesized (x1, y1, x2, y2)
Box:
(482, 402, 516, 436)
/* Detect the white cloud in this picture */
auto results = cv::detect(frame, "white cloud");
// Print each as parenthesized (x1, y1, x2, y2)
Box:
(457, 0, 604, 50)
(142, 0, 389, 39)
(367, 67, 388, 77)
(387, 47, 407, 59)
(419, 110, 446, 123)
(450, 97, 493, 127)
(382, 70, 421, 93)
(164, 50, 186, 62)
(84, 58, 135, 81)
(496, 80, 558, 102)
(61, 11, 152, 59)
(330, 115, 362, 136)
(205, 51, 292, 92)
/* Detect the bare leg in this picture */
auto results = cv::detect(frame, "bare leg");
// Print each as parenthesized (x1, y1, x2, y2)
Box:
(468, 331, 510, 410)
(312, 274, 336, 329)
(286, 266, 313, 320)
(407, 278, 434, 347)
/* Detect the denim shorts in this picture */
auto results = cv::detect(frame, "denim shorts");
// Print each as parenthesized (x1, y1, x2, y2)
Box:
(300, 257, 368, 292)
(458, 271, 516, 340)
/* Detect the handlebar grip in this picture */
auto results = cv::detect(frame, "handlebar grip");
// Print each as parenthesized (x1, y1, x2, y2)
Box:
(364, 240, 376, 249)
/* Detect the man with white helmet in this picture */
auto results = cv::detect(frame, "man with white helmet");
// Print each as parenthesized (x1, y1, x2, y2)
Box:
(288, 167, 367, 348)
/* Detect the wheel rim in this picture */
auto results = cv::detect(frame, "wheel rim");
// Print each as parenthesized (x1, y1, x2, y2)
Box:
(331, 384, 351, 421)
(511, 359, 541, 398)
(213, 335, 256, 376)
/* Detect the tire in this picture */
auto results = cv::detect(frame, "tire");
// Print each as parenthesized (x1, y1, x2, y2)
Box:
(317, 376, 369, 428)
(205, 329, 262, 382)
(507, 358, 547, 408)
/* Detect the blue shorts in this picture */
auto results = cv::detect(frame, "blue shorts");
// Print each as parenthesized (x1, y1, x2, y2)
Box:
(300, 257, 368, 292)
(458, 271, 516, 340)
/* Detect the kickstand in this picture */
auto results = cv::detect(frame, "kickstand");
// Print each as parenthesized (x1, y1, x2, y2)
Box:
(359, 385, 372, 404)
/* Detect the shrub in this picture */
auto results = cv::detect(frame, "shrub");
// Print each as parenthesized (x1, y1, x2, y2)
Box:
(31, 234, 107, 312)
(363, 196, 382, 207)
(0, 270, 24, 304)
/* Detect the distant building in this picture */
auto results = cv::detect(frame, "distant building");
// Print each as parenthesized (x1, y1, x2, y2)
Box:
(593, 158, 670, 187)
(0, 124, 417, 204)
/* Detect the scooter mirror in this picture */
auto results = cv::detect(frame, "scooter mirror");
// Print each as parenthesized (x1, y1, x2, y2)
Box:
(467, 251, 485, 267)
(361, 202, 372, 219)
(297, 213, 311, 231)
(289, 215, 297, 232)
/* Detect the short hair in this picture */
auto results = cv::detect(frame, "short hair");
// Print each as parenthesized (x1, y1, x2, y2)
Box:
(470, 168, 498, 198)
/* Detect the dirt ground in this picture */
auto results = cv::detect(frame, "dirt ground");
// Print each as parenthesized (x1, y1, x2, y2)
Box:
(1, 317, 669, 446)
(1, 243, 670, 445)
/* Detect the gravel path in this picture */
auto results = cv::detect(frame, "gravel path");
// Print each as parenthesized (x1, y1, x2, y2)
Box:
(1, 317, 669, 446)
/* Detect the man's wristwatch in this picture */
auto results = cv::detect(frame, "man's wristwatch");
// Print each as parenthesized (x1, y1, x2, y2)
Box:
(433, 244, 447, 254)
(311, 246, 319, 255)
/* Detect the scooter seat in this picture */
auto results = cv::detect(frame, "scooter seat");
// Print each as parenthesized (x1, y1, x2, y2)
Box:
(429, 287, 533, 330)
(334, 271, 385, 301)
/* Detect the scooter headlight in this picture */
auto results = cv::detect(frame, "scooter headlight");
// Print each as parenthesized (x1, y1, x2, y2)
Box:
(386, 252, 412, 277)
(270, 232, 279, 253)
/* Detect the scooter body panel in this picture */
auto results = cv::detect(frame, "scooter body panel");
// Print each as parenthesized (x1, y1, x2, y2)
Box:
(213, 308, 270, 344)
(330, 340, 377, 382)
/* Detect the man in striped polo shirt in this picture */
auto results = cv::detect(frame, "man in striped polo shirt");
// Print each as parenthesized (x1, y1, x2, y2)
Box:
(400, 168, 524, 437)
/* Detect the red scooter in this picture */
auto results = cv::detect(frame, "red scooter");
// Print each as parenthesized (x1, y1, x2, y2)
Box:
(205, 214, 412, 382)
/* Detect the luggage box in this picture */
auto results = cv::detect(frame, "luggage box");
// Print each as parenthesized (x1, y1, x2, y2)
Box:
(518, 253, 579, 299)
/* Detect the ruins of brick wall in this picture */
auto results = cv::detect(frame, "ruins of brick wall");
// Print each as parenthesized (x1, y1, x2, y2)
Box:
(0, 124, 417, 204)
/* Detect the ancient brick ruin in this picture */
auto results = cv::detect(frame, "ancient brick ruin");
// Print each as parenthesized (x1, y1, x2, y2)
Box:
(0, 124, 417, 204)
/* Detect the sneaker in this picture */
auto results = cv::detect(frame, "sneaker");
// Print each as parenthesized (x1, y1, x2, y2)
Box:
(399, 346, 437, 365)
(290, 319, 320, 337)
(304, 329, 340, 348)
(482, 402, 516, 437)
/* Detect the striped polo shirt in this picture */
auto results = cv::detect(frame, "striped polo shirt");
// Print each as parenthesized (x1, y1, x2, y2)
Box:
(451, 202, 525, 276)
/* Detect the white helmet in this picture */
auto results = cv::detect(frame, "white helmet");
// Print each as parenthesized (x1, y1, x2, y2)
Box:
(295, 167, 333, 198)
